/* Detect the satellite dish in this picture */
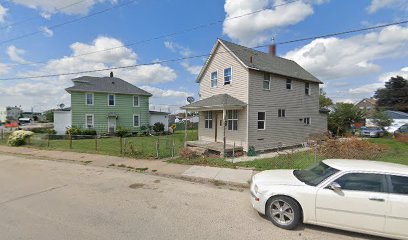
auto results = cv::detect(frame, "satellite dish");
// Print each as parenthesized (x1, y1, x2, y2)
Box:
(58, 103, 65, 109)
(187, 96, 195, 104)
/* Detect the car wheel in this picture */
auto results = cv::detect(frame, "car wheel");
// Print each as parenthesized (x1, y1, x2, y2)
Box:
(266, 196, 301, 230)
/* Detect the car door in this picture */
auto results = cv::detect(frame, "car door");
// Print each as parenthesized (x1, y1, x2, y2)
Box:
(385, 175, 408, 238)
(316, 172, 388, 233)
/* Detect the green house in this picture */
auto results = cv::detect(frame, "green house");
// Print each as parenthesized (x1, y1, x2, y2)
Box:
(65, 74, 152, 134)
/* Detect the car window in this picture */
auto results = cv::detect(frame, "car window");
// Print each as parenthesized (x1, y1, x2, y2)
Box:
(335, 173, 387, 193)
(390, 175, 408, 195)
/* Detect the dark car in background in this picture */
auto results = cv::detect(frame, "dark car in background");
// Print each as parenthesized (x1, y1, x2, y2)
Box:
(360, 126, 385, 138)
(394, 124, 408, 136)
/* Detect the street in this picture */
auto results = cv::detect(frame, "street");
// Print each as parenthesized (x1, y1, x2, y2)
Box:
(0, 154, 383, 240)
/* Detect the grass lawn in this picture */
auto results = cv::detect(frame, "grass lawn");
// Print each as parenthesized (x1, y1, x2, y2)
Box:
(168, 137, 408, 171)
(3, 130, 198, 159)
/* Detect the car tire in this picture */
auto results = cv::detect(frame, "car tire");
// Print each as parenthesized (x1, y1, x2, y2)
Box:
(266, 196, 301, 230)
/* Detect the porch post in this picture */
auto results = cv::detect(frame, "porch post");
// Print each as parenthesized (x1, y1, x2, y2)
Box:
(222, 108, 226, 157)
(184, 109, 188, 147)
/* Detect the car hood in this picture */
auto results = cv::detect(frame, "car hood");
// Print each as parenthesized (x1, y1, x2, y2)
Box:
(253, 170, 305, 186)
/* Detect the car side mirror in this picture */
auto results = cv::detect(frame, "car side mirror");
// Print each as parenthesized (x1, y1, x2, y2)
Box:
(327, 182, 341, 191)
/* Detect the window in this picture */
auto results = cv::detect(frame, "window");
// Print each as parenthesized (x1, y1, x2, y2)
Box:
(390, 175, 408, 195)
(334, 173, 387, 193)
(133, 96, 139, 107)
(227, 110, 238, 131)
(133, 115, 140, 127)
(204, 111, 213, 129)
(263, 72, 270, 90)
(85, 114, 94, 128)
(303, 117, 311, 125)
(211, 71, 217, 88)
(108, 94, 115, 106)
(86, 93, 94, 105)
(305, 82, 310, 95)
(257, 112, 266, 130)
(278, 109, 286, 118)
(224, 67, 232, 85)
(286, 79, 292, 89)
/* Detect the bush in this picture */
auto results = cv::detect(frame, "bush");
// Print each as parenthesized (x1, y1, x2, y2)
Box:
(179, 147, 198, 160)
(30, 128, 54, 134)
(7, 130, 34, 146)
(153, 122, 165, 133)
(116, 126, 129, 137)
(47, 129, 57, 135)
(247, 146, 256, 156)
(66, 126, 81, 135)
(82, 129, 97, 135)
(316, 138, 387, 160)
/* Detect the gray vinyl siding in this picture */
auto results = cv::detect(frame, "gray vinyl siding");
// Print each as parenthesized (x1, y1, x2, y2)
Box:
(198, 43, 249, 150)
(248, 69, 327, 151)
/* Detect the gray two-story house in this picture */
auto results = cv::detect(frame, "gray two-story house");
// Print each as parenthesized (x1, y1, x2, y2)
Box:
(181, 39, 328, 154)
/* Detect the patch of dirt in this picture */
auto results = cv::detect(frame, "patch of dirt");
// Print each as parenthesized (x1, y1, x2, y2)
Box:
(154, 180, 160, 183)
(129, 183, 145, 189)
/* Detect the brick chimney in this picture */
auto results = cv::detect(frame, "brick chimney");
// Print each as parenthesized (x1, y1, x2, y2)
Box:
(268, 44, 276, 56)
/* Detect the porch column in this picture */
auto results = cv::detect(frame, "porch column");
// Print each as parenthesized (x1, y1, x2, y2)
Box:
(184, 109, 188, 147)
(222, 108, 226, 157)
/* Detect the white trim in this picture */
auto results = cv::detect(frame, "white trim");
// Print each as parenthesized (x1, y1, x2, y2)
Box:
(107, 116, 117, 132)
(85, 93, 94, 106)
(85, 114, 94, 128)
(263, 72, 271, 90)
(204, 111, 213, 129)
(227, 109, 238, 131)
(133, 114, 140, 127)
(210, 70, 218, 88)
(108, 94, 115, 106)
(305, 82, 311, 95)
(224, 66, 232, 85)
(257, 111, 266, 130)
(133, 95, 140, 107)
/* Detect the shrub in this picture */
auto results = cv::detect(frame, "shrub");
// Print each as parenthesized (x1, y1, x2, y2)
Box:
(153, 122, 165, 133)
(179, 147, 198, 160)
(116, 126, 129, 137)
(82, 129, 97, 135)
(7, 130, 34, 146)
(247, 146, 256, 156)
(139, 125, 149, 136)
(316, 138, 387, 160)
(66, 126, 81, 135)
(30, 128, 54, 134)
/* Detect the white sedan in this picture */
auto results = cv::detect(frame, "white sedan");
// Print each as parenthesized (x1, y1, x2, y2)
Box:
(250, 159, 408, 239)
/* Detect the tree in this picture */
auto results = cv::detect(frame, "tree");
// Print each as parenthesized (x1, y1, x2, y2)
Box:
(374, 76, 408, 112)
(328, 102, 365, 135)
(153, 122, 165, 132)
(44, 110, 54, 122)
(319, 88, 333, 108)
(370, 111, 393, 129)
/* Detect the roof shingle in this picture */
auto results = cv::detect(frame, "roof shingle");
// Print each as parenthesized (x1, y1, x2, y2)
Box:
(181, 94, 246, 110)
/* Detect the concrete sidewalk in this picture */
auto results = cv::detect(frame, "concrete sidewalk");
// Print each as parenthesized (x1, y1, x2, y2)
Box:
(0, 145, 253, 187)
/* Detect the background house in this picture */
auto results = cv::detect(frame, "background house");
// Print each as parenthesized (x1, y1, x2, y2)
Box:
(56, 73, 152, 135)
(355, 98, 377, 117)
(149, 111, 170, 130)
(53, 108, 72, 135)
(182, 39, 328, 153)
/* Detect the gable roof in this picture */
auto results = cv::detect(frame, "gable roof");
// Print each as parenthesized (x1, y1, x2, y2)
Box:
(181, 94, 246, 110)
(356, 98, 377, 106)
(197, 39, 322, 84)
(65, 76, 152, 96)
(385, 110, 408, 119)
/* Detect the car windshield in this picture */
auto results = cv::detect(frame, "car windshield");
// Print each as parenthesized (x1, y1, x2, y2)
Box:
(366, 127, 380, 131)
(293, 162, 339, 186)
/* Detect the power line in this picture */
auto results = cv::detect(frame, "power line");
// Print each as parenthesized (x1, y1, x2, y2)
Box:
(0, 0, 137, 45)
(1, 18, 408, 81)
(9, 0, 301, 67)
(0, 0, 89, 30)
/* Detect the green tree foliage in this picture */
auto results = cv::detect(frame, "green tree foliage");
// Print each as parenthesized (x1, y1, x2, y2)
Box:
(328, 103, 365, 135)
(153, 122, 165, 132)
(319, 88, 333, 108)
(44, 110, 54, 122)
(374, 76, 408, 112)
(371, 111, 393, 129)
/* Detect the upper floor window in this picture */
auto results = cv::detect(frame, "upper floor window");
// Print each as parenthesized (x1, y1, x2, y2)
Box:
(227, 110, 238, 131)
(224, 67, 232, 85)
(257, 112, 266, 130)
(305, 82, 310, 95)
(303, 117, 311, 125)
(286, 79, 292, 90)
(204, 111, 213, 129)
(263, 72, 271, 90)
(133, 96, 139, 107)
(85, 93, 94, 105)
(211, 71, 218, 88)
(278, 109, 286, 118)
(108, 94, 115, 106)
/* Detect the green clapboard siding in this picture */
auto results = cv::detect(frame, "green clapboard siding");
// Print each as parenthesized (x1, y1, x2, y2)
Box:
(71, 91, 150, 134)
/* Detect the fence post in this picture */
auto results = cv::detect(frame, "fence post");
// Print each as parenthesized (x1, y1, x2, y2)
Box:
(156, 139, 160, 159)
(95, 135, 98, 151)
(232, 142, 235, 163)
(120, 137, 123, 156)
(1, 128, 3, 140)
(69, 134, 72, 149)
(171, 139, 175, 159)
(47, 134, 50, 147)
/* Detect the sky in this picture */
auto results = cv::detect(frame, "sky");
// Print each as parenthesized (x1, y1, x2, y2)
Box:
(0, 0, 408, 113)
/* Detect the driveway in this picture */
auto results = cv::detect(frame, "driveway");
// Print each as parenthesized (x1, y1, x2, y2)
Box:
(0, 154, 384, 240)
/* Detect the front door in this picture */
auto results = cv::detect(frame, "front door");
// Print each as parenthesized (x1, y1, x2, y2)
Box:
(316, 173, 388, 233)
(216, 112, 223, 142)
(108, 117, 116, 134)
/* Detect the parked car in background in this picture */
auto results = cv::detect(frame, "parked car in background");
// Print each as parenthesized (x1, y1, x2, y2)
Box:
(360, 126, 384, 138)
(250, 159, 408, 239)
(395, 124, 408, 135)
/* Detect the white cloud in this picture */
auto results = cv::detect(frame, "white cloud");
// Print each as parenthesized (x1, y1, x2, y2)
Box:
(7, 45, 29, 64)
(11, 0, 116, 17)
(283, 25, 408, 81)
(0, 4, 7, 22)
(222, 0, 326, 46)
(164, 41, 193, 57)
(141, 86, 192, 98)
(367, 0, 408, 13)
(39, 26, 53, 37)
(180, 61, 202, 75)
(0, 62, 10, 75)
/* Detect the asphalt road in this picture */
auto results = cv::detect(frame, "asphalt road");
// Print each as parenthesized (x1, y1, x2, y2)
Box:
(0, 154, 385, 240)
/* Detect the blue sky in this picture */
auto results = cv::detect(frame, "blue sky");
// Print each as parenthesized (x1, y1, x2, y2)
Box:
(0, 0, 407, 112)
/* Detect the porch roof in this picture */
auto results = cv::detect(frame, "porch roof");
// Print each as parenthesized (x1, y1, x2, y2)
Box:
(181, 94, 247, 111)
